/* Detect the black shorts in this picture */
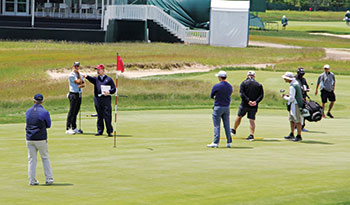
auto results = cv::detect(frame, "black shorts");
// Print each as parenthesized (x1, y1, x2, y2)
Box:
(321, 89, 336, 103)
(237, 105, 257, 120)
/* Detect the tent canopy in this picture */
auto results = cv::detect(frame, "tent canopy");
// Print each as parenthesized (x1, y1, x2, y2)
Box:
(147, 0, 210, 29)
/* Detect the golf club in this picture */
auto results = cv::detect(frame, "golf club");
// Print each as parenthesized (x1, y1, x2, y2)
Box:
(77, 92, 83, 134)
(280, 89, 285, 93)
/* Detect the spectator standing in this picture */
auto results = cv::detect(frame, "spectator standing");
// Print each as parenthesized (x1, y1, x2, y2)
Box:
(26, 94, 54, 185)
(281, 15, 288, 30)
(315, 64, 336, 118)
(66, 62, 85, 135)
(231, 71, 264, 141)
(208, 71, 233, 148)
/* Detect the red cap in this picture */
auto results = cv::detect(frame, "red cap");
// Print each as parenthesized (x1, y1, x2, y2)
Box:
(95, 64, 105, 70)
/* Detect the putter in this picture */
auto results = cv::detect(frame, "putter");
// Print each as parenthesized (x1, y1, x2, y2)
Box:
(87, 114, 98, 117)
(77, 92, 83, 134)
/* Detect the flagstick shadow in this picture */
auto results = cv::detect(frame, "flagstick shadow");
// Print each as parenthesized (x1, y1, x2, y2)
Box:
(105, 135, 133, 138)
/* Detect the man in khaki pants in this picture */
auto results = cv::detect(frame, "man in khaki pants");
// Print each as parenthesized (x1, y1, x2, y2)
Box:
(26, 94, 54, 185)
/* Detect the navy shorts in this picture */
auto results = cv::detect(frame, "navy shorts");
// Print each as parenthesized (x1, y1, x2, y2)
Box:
(237, 105, 257, 120)
(321, 89, 336, 103)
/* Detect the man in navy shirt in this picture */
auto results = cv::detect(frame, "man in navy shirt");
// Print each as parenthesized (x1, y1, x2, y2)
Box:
(208, 71, 233, 148)
(26, 94, 54, 185)
(85, 64, 116, 136)
(231, 71, 264, 141)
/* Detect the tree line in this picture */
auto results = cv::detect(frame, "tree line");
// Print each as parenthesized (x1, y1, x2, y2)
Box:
(267, 0, 350, 11)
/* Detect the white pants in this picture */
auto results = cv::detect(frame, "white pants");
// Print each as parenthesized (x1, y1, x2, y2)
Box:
(27, 140, 53, 183)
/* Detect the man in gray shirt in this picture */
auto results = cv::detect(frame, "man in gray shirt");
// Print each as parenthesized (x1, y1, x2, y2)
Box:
(315, 64, 336, 118)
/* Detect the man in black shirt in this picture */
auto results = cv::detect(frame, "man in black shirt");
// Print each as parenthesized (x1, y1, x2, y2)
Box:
(295, 67, 310, 131)
(231, 71, 264, 141)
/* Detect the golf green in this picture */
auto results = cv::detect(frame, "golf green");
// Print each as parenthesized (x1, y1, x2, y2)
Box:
(0, 108, 349, 204)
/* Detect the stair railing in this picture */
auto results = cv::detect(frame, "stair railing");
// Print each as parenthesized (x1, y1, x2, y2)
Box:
(104, 5, 209, 44)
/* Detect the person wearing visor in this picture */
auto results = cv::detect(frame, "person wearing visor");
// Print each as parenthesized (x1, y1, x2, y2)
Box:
(231, 71, 264, 141)
(85, 64, 116, 137)
(315, 64, 336, 118)
(208, 71, 233, 148)
(295, 67, 310, 131)
(66, 62, 85, 135)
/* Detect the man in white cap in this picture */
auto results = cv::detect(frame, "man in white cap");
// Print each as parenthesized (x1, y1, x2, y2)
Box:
(281, 15, 288, 30)
(344, 10, 350, 26)
(208, 71, 233, 148)
(315, 64, 336, 118)
(231, 71, 264, 141)
(282, 72, 304, 142)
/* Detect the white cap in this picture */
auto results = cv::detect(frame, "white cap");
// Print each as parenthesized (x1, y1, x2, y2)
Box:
(347, 10, 349, 13)
(215, 71, 227, 77)
(282, 72, 294, 81)
(283, 15, 286, 18)
(247, 70, 255, 76)
(324, 64, 330, 69)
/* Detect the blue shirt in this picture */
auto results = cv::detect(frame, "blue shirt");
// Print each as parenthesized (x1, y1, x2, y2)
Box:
(26, 104, 51, 141)
(211, 81, 233, 106)
(86, 75, 116, 97)
(68, 71, 84, 93)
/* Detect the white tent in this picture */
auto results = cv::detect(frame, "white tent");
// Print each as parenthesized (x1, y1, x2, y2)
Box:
(209, 0, 250, 48)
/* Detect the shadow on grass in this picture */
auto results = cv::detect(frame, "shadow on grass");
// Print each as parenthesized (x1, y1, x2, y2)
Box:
(227, 147, 253, 149)
(39, 183, 74, 186)
(105, 135, 133, 138)
(306, 131, 327, 134)
(254, 139, 281, 142)
(300, 140, 333, 145)
(81, 133, 132, 137)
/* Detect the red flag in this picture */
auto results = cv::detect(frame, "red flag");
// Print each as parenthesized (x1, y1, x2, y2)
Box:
(117, 56, 125, 73)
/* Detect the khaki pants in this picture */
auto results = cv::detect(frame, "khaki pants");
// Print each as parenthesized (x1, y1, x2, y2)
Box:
(289, 104, 303, 123)
(27, 140, 53, 183)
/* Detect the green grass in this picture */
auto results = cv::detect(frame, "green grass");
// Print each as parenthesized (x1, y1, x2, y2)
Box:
(250, 30, 350, 48)
(2, 68, 349, 124)
(257, 10, 347, 22)
(1, 109, 350, 204)
(0, 40, 327, 124)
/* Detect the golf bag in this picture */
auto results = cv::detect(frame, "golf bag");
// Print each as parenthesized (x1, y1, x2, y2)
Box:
(302, 100, 323, 122)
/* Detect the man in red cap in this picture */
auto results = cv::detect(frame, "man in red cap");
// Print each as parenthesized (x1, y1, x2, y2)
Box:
(85, 64, 116, 136)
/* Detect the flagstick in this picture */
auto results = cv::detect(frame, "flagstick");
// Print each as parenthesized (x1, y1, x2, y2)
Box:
(114, 54, 119, 148)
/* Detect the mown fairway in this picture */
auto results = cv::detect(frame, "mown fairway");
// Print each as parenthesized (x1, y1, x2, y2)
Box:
(0, 108, 349, 204)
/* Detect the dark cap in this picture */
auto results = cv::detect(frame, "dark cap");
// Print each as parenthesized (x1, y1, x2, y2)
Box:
(297, 67, 305, 74)
(95, 64, 105, 70)
(73, 62, 80, 67)
(33, 93, 44, 102)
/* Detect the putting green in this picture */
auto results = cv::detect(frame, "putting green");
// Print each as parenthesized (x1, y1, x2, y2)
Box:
(0, 108, 349, 204)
